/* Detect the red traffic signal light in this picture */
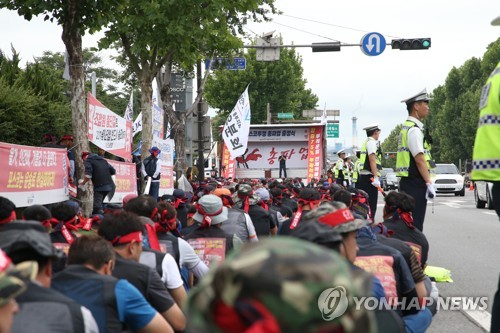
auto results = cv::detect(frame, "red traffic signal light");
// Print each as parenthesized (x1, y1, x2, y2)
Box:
(391, 38, 431, 50)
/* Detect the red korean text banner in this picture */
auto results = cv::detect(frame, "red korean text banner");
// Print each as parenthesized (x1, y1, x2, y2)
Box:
(307, 126, 324, 182)
(0, 142, 70, 207)
(105, 159, 137, 203)
(159, 165, 174, 197)
(187, 238, 226, 266)
(88, 93, 133, 161)
(221, 142, 235, 179)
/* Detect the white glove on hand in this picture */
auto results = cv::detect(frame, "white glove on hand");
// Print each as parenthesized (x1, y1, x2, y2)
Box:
(343, 181, 347, 187)
(371, 177, 380, 188)
(426, 183, 436, 199)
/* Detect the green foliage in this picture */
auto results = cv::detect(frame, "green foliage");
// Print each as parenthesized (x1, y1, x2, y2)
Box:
(381, 124, 402, 169)
(429, 38, 500, 165)
(204, 47, 318, 140)
(0, 48, 129, 146)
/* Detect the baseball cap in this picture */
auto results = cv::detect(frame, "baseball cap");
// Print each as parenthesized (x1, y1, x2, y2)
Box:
(0, 249, 37, 306)
(193, 195, 228, 225)
(254, 187, 270, 201)
(0, 221, 64, 259)
(149, 146, 161, 154)
(185, 237, 376, 333)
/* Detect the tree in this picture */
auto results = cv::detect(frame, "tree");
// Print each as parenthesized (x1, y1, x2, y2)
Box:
(381, 124, 402, 169)
(0, 0, 123, 215)
(205, 46, 319, 139)
(99, 0, 278, 179)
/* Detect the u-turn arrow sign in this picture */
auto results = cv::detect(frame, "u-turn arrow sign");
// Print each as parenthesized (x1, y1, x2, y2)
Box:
(360, 32, 386, 56)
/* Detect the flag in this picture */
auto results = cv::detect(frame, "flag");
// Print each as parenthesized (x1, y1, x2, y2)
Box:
(222, 86, 251, 159)
(133, 112, 142, 137)
(62, 50, 70, 81)
(124, 92, 134, 121)
(320, 103, 327, 125)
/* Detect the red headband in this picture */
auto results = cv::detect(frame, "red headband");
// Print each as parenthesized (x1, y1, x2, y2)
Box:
(0, 211, 16, 225)
(111, 231, 143, 246)
(318, 209, 355, 228)
(195, 203, 224, 227)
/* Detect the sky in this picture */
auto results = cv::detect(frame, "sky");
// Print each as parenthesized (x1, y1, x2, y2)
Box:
(0, 1, 499, 148)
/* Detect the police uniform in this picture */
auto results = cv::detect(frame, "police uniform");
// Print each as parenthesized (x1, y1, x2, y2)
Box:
(333, 149, 346, 185)
(471, 61, 500, 218)
(356, 124, 382, 220)
(396, 89, 435, 231)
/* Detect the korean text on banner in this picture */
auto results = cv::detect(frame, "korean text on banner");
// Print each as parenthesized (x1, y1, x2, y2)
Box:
(0, 142, 70, 207)
(105, 159, 138, 203)
(124, 92, 134, 121)
(133, 112, 142, 137)
(159, 166, 174, 196)
(152, 104, 164, 140)
(306, 126, 324, 182)
(222, 86, 251, 159)
(221, 142, 235, 179)
(88, 93, 133, 161)
(152, 138, 174, 167)
(187, 238, 226, 266)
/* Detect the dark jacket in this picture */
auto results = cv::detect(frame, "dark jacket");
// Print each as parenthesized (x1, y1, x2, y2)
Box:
(83, 154, 116, 191)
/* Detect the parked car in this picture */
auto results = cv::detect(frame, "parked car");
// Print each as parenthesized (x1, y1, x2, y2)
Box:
(380, 168, 394, 189)
(383, 172, 399, 191)
(474, 181, 495, 209)
(431, 163, 465, 196)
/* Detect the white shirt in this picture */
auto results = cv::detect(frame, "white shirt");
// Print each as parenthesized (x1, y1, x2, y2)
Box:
(406, 116, 425, 157)
(161, 253, 184, 289)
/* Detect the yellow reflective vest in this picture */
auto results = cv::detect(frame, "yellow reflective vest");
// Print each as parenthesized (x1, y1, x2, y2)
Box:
(471, 62, 500, 181)
(396, 120, 434, 178)
(359, 138, 382, 176)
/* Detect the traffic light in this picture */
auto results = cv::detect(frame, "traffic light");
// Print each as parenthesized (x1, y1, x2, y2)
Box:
(391, 38, 431, 50)
(312, 42, 341, 52)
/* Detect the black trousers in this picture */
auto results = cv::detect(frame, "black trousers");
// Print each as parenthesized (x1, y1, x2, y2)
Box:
(279, 165, 287, 178)
(93, 190, 109, 215)
(493, 182, 500, 220)
(399, 177, 427, 232)
(356, 174, 378, 221)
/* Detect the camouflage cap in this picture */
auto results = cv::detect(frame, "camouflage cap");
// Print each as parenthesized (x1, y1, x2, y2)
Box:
(186, 237, 376, 333)
(0, 249, 37, 306)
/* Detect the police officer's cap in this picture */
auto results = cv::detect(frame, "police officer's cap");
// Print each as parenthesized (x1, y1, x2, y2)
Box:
(337, 149, 346, 156)
(401, 88, 432, 105)
(362, 123, 381, 132)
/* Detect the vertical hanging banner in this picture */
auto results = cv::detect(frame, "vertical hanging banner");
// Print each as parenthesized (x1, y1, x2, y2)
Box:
(152, 137, 175, 195)
(0, 142, 70, 207)
(105, 159, 138, 203)
(132, 112, 142, 137)
(152, 104, 164, 140)
(87, 93, 133, 161)
(222, 86, 251, 159)
(307, 126, 324, 182)
(221, 142, 235, 179)
(123, 92, 134, 121)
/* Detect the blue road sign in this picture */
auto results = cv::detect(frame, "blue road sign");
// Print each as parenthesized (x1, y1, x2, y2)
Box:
(205, 57, 246, 70)
(360, 32, 386, 56)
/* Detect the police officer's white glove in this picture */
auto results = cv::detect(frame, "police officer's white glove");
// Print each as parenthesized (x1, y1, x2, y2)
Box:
(371, 177, 380, 188)
(343, 181, 347, 187)
(426, 183, 436, 199)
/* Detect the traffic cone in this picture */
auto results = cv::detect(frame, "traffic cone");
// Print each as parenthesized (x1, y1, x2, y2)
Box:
(469, 181, 474, 191)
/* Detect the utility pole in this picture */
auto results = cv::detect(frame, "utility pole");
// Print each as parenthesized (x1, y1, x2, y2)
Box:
(196, 60, 205, 181)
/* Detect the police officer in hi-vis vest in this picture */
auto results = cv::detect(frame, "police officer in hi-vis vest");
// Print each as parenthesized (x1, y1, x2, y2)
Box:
(396, 89, 436, 232)
(471, 60, 500, 219)
(356, 124, 382, 220)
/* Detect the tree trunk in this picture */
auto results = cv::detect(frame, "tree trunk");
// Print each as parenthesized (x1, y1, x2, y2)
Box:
(62, 0, 92, 216)
(139, 78, 153, 159)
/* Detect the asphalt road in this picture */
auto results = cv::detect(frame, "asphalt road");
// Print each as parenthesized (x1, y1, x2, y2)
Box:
(374, 189, 500, 332)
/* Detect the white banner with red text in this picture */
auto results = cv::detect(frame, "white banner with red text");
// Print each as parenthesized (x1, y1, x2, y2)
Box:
(104, 159, 138, 203)
(87, 93, 133, 161)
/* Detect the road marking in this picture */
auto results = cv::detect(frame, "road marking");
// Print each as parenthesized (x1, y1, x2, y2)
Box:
(462, 309, 490, 332)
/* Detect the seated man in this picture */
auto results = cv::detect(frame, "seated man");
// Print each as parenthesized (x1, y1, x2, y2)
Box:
(52, 235, 172, 333)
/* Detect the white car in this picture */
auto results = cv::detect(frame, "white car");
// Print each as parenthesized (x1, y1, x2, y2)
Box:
(431, 163, 465, 196)
(474, 181, 495, 209)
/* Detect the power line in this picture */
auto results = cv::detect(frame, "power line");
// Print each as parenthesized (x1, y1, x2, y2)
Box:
(273, 21, 343, 43)
(281, 14, 402, 39)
